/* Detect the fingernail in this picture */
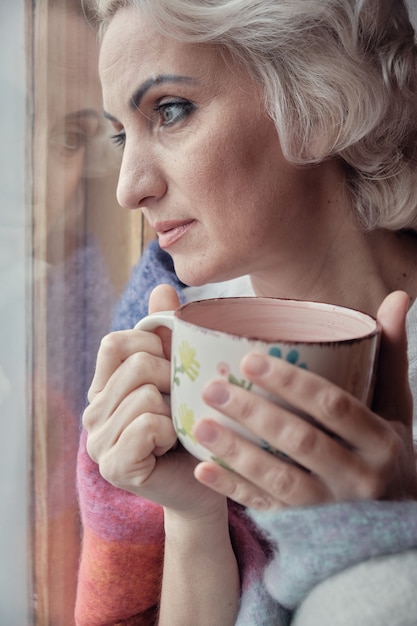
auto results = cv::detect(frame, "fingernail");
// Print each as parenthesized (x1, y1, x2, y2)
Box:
(196, 465, 218, 485)
(243, 353, 270, 376)
(203, 381, 230, 406)
(194, 420, 219, 444)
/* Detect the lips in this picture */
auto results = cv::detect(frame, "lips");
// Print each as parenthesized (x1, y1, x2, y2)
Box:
(154, 219, 196, 249)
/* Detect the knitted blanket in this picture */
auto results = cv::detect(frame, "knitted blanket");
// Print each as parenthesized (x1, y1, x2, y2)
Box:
(75, 241, 417, 625)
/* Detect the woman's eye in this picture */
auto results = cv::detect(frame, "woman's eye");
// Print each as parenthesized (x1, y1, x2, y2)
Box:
(108, 100, 195, 148)
(155, 100, 195, 126)
(110, 131, 126, 148)
(49, 115, 99, 156)
(49, 129, 88, 154)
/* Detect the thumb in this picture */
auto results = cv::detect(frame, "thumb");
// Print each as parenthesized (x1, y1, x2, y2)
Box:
(149, 283, 181, 314)
(148, 284, 181, 359)
(372, 290, 412, 426)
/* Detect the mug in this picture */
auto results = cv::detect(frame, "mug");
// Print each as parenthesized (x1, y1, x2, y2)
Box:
(135, 297, 381, 462)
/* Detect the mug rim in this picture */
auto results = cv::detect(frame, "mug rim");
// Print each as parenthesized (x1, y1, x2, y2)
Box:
(174, 296, 381, 345)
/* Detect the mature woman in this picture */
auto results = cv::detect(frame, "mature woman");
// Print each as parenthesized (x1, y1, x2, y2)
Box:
(77, 1, 417, 624)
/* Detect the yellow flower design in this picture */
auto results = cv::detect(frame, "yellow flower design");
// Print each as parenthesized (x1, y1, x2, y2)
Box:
(175, 402, 197, 443)
(173, 340, 201, 385)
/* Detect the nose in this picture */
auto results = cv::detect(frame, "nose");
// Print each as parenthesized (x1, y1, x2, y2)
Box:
(116, 141, 167, 210)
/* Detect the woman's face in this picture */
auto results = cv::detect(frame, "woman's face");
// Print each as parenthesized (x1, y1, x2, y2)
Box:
(34, 8, 103, 263)
(47, 10, 100, 214)
(99, 7, 325, 287)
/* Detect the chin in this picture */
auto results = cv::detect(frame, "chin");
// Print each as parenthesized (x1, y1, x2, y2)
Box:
(174, 259, 242, 288)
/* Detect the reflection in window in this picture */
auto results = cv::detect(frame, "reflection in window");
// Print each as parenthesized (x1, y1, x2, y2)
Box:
(32, 2, 117, 624)
(2, 0, 146, 624)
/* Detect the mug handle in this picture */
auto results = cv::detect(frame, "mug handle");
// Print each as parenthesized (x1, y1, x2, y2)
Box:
(134, 310, 175, 332)
(134, 311, 176, 406)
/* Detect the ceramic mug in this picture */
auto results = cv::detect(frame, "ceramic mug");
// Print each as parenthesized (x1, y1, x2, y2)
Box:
(135, 297, 381, 462)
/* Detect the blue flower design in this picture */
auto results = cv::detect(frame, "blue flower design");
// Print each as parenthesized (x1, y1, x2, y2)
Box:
(268, 346, 308, 369)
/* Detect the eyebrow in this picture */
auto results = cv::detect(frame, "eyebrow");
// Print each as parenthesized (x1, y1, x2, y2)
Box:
(51, 109, 100, 131)
(103, 74, 197, 122)
(130, 74, 197, 110)
(65, 109, 99, 122)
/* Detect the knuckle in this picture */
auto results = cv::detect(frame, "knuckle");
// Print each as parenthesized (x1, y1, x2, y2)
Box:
(227, 480, 275, 510)
(238, 396, 256, 422)
(137, 410, 160, 432)
(284, 421, 318, 456)
(318, 386, 352, 419)
(130, 384, 170, 417)
(98, 452, 121, 487)
(139, 383, 164, 406)
(278, 364, 298, 391)
(342, 458, 386, 500)
(127, 350, 151, 372)
(87, 387, 96, 404)
(85, 431, 100, 463)
(98, 447, 140, 490)
(268, 463, 295, 498)
(82, 402, 99, 431)
(98, 331, 124, 357)
(217, 436, 239, 461)
(127, 351, 164, 381)
(247, 493, 276, 511)
(355, 471, 385, 500)
(380, 430, 402, 464)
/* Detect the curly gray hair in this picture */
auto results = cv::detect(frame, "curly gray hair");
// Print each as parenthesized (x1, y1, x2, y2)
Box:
(84, 0, 417, 231)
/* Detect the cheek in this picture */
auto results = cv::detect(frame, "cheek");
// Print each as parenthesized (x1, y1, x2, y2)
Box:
(46, 152, 84, 220)
(188, 137, 265, 205)
(177, 113, 285, 235)
(213, 118, 280, 192)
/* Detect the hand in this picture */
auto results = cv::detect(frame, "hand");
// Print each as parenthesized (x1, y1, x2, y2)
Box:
(83, 284, 227, 517)
(193, 291, 417, 509)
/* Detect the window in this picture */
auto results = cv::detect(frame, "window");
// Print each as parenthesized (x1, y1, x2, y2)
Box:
(0, 1, 152, 623)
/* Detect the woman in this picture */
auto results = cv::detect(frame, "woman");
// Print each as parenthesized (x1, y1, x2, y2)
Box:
(77, 1, 417, 624)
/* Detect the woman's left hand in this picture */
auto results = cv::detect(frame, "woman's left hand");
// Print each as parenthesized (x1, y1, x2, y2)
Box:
(193, 291, 417, 510)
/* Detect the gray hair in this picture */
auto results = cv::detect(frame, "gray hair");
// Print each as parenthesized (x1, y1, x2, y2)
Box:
(84, 0, 417, 231)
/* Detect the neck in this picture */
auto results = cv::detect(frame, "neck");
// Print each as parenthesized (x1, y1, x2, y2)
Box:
(250, 223, 417, 318)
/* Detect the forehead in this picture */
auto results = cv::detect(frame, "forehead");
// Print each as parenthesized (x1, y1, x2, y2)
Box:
(48, 9, 101, 121)
(99, 7, 242, 107)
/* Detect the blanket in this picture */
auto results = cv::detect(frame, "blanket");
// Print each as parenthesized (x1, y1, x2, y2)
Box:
(75, 241, 417, 625)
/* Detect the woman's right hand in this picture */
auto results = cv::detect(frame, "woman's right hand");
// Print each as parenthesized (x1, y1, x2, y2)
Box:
(82, 284, 227, 518)
(83, 285, 239, 625)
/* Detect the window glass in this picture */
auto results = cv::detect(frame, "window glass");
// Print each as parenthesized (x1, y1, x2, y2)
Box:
(0, 2, 31, 623)
(1, 1, 149, 623)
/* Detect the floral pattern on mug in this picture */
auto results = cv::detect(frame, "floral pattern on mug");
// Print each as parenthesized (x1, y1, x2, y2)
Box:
(173, 340, 201, 385)
(217, 361, 253, 390)
(173, 402, 197, 443)
(210, 455, 233, 471)
(268, 346, 308, 369)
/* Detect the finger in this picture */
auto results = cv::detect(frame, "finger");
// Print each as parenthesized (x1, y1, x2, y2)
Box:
(88, 329, 165, 401)
(96, 412, 178, 492)
(197, 383, 375, 500)
(149, 284, 181, 359)
(84, 352, 171, 427)
(84, 383, 172, 460)
(148, 283, 181, 314)
(194, 460, 282, 510)
(193, 419, 332, 507)
(373, 290, 413, 426)
(238, 353, 391, 452)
